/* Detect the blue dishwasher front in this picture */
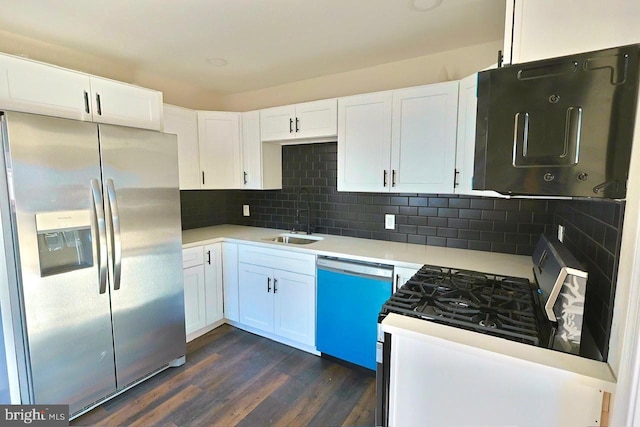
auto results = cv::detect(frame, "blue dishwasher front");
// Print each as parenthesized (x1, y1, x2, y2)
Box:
(316, 257, 393, 370)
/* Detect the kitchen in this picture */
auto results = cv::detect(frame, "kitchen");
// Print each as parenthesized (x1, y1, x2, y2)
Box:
(0, 0, 639, 426)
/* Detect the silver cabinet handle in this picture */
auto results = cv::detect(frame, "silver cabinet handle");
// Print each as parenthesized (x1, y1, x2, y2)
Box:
(90, 179, 108, 294)
(274, 278, 278, 293)
(105, 179, 122, 290)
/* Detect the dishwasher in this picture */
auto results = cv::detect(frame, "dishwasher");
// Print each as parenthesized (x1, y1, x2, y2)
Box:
(316, 256, 394, 370)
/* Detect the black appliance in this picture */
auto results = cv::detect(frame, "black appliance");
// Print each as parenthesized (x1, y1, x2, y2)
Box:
(474, 43, 639, 198)
(375, 235, 588, 427)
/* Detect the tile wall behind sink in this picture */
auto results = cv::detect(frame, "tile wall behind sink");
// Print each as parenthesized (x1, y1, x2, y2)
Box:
(179, 141, 625, 361)
(225, 143, 556, 256)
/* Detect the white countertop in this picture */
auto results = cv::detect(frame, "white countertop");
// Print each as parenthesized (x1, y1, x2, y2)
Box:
(182, 225, 535, 280)
(382, 313, 616, 390)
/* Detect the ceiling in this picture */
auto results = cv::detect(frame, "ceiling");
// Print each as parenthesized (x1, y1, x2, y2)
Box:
(0, 0, 505, 94)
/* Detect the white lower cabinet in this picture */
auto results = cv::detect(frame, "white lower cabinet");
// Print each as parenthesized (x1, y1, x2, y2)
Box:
(237, 245, 316, 351)
(182, 243, 224, 341)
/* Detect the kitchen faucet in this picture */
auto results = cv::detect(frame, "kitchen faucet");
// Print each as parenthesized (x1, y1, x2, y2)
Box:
(294, 187, 313, 235)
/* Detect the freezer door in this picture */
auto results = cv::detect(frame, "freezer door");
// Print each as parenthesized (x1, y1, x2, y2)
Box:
(1, 112, 116, 413)
(98, 124, 185, 388)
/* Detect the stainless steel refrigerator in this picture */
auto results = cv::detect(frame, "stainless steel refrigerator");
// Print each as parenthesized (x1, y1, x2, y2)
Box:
(0, 111, 186, 416)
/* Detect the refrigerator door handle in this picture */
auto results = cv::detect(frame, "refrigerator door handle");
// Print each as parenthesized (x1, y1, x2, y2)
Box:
(90, 179, 108, 294)
(106, 179, 122, 290)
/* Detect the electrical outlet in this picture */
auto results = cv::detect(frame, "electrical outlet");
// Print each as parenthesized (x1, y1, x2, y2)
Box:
(385, 214, 395, 230)
(558, 224, 564, 242)
(243, 205, 250, 217)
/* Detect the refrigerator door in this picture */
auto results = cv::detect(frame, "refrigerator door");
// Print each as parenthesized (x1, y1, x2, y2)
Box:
(98, 124, 185, 388)
(1, 112, 116, 413)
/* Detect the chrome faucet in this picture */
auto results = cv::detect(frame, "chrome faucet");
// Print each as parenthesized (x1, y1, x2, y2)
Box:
(295, 187, 313, 235)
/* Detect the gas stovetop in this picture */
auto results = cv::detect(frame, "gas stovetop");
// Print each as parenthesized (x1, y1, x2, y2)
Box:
(380, 265, 547, 346)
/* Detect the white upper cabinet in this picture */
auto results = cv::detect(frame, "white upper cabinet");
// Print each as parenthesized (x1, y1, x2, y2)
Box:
(0, 53, 92, 121)
(197, 111, 242, 189)
(391, 82, 458, 194)
(337, 91, 393, 192)
(0, 52, 163, 130)
(454, 74, 506, 198)
(163, 104, 201, 190)
(294, 99, 338, 140)
(89, 76, 162, 130)
(504, 0, 640, 64)
(260, 105, 296, 142)
(241, 110, 282, 190)
(260, 99, 337, 143)
(338, 82, 458, 194)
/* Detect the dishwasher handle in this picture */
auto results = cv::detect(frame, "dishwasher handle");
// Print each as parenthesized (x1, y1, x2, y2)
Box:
(317, 257, 393, 280)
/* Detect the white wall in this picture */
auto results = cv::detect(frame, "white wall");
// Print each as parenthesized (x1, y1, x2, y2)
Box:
(220, 40, 502, 111)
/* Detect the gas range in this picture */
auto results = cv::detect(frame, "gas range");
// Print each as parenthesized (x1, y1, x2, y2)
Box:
(375, 235, 590, 427)
(379, 265, 551, 347)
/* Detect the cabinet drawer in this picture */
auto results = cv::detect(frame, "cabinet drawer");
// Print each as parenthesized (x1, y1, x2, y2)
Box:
(182, 246, 204, 269)
(239, 245, 315, 276)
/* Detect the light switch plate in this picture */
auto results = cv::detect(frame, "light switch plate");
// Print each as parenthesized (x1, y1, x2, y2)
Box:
(243, 205, 250, 217)
(385, 214, 395, 230)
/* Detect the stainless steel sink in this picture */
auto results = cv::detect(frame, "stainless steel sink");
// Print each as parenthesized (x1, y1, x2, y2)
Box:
(263, 233, 324, 245)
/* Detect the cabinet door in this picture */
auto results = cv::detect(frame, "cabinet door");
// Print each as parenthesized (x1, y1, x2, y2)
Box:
(505, 0, 640, 64)
(0, 53, 92, 121)
(337, 92, 393, 192)
(89, 76, 162, 130)
(454, 74, 507, 198)
(164, 104, 201, 190)
(183, 265, 207, 335)
(390, 82, 458, 193)
(273, 270, 316, 347)
(241, 110, 261, 189)
(241, 111, 283, 190)
(222, 242, 240, 322)
(198, 111, 242, 189)
(204, 243, 224, 325)
(238, 263, 274, 333)
(295, 99, 337, 140)
(260, 105, 296, 142)
(393, 265, 421, 293)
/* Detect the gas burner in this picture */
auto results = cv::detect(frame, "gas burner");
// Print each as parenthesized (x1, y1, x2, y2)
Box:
(479, 319, 497, 328)
(380, 264, 542, 346)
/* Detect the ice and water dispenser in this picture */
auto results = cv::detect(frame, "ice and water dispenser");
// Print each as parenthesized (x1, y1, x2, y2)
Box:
(35, 210, 93, 277)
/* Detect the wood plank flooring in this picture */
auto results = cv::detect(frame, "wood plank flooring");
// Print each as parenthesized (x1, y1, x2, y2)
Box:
(71, 325, 376, 427)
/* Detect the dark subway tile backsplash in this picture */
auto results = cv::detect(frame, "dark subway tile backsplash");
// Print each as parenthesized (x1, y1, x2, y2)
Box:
(224, 143, 556, 256)
(180, 190, 228, 230)
(554, 200, 625, 361)
(179, 142, 623, 361)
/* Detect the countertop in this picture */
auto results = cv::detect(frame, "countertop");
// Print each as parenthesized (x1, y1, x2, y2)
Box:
(183, 224, 535, 281)
(382, 313, 616, 389)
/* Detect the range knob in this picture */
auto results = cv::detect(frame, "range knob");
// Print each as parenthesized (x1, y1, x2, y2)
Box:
(577, 172, 589, 181)
(543, 172, 555, 182)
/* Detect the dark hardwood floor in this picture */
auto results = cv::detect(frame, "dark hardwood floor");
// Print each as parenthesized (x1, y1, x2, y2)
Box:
(71, 325, 376, 427)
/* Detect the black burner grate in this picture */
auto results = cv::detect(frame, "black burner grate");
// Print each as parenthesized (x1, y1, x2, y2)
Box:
(380, 264, 542, 346)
